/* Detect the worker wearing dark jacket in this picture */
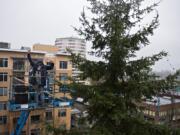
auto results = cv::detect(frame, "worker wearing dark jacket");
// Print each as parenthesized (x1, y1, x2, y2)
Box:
(27, 50, 54, 105)
(27, 51, 54, 87)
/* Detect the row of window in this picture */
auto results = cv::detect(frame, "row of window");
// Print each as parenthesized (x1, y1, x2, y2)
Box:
(0, 58, 70, 70)
(143, 109, 180, 117)
(0, 75, 68, 93)
(56, 39, 85, 43)
(0, 109, 66, 124)
(31, 110, 66, 123)
(0, 109, 66, 125)
(45, 109, 66, 121)
(0, 72, 69, 82)
(58, 44, 85, 48)
(143, 110, 155, 117)
(18, 110, 65, 122)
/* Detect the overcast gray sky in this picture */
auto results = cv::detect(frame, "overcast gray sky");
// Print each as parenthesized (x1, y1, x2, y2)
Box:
(0, 0, 179, 71)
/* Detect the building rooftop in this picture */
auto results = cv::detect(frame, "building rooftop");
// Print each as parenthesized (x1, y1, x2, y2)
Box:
(55, 36, 85, 41)
(0, 48, 45, 54)
(145, 96, 180, 106)
(0, 48, 71, 56)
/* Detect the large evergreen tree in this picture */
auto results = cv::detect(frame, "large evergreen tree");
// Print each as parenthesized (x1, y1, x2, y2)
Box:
(70, 0, 179, 135)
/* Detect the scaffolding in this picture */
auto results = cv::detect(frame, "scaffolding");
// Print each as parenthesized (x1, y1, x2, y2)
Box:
(8, 75, 72, 135)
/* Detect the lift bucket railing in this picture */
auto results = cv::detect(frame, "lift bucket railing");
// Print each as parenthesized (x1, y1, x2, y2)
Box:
(8, 75, 72, 111)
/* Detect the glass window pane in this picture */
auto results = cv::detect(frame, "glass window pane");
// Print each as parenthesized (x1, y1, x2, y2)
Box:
(3, 116, 7, 124)
(0, 104, 3, 110)
(46, 111, 52, 120)
(4, 60, 8, 67)
(0, 88, 3, 96)
(0, 116, 7, 124)
(0, 59, 3, 67)
(0, 74, 3, 81)
(4, 73, 7, 81)
(31, 115, 40, 123)
(4, 88, 7, 96)
(60, 61, 67, 69)
(58, 109, 66, 117)
(59, 73, 68, 81)
(0, 90, 3, 96)
(0, 58, 8, 67)
(0, 73, 8, 81)
(13, 59, 25, 70)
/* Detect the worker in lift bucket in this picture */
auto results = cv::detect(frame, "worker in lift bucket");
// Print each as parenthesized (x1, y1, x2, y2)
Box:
(27, 49, 54, 105)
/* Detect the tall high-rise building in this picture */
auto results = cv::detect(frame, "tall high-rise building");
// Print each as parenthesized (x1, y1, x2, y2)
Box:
(55, 37, 86, 81)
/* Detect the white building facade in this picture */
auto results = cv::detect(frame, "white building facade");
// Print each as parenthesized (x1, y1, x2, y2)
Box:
(55, 37, 86, 81)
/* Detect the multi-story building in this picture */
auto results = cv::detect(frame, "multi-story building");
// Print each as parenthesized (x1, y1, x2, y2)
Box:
(0, 46, 72, 135)
(55, 37, 85, 57)
(141, 95, 180, 127)
(55, 37, 86, 82)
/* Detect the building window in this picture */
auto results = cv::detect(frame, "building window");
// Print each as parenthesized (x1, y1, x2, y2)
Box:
(58, 109, 66, 117)
(0, 72, 7, 82)
(60, 61, 67, 69)
(31, 115, 40, 124)
(21, 131, 26, 135)
(59, 85, 68, 92)
(0, 116, 7, 124)
(68, 43, 75, 45)
(68, 39, 75, 42)
(59, 73, 68, 81)
(0, 102, 7, 110)
(46, 111, 52, 121)
(0, 58, 8, 67)
(13, 59, 25, 71)
(160, 111, 167, 117)
(0, 87, 7, 96)
(31, 128, 40, 135)
(13, 117, 20, 127)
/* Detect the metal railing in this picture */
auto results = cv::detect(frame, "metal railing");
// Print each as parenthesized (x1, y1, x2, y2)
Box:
(8, 75, 72, 111)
